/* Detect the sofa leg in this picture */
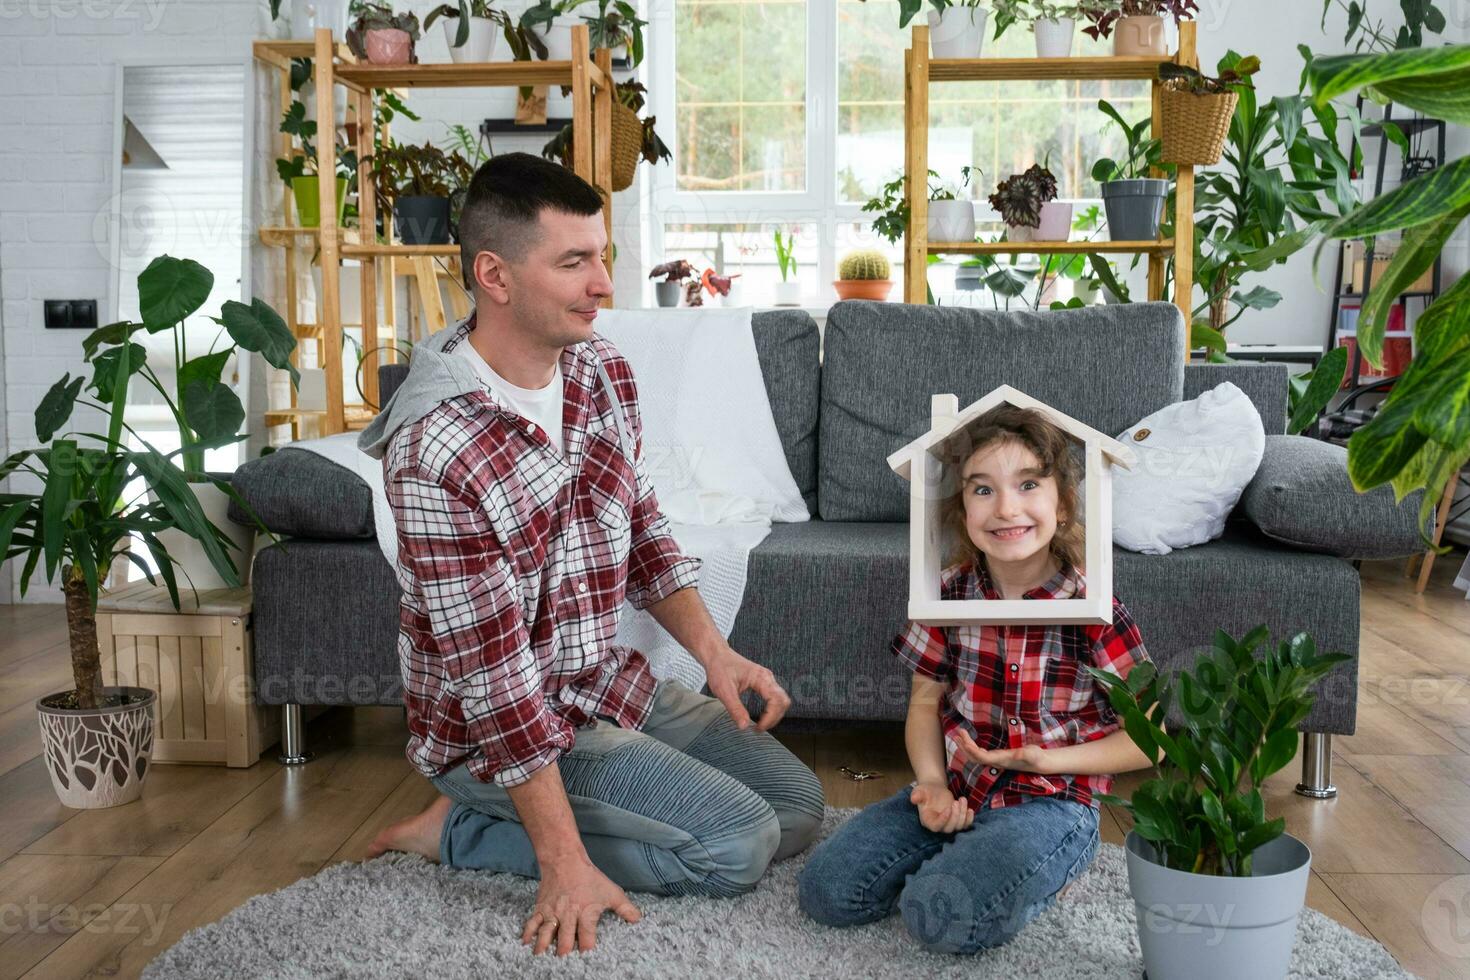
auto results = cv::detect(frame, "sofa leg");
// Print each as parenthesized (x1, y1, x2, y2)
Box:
(1295, 732, 1336, 799)
(278, 703, 315, 765)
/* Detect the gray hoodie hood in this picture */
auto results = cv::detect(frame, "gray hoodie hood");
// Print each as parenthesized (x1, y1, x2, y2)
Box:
(357, 315, 483, 460)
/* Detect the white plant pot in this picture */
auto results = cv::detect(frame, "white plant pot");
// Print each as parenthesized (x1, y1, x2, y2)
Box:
(154, 479, 256, 592)
(773, 280, 803, 307)
(1008, 201, 1073, 243)
(1073, 279, 1101, 305)
(927, 5, 988, 58)
(445, 16, 498, 63)
(539, 18, 578, 61)
(927, 199, 977, 243)
(1034, 17, 1075, 57)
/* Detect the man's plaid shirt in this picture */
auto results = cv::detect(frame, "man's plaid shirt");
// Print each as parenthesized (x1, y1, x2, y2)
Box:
(891, 558, 1151, 810)
(384, 321, 701, 788)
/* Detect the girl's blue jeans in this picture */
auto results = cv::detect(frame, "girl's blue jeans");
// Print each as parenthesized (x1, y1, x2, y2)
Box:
(430, 680, 826, 899)
(798, 784, 1100, 954)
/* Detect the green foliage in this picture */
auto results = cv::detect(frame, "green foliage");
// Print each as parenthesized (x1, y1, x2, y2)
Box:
(773, 229, 797, 282)
(1090, 99, 1161, 182)
(1305, 42, 1470, 540)
(989, 163, 1058, 228)
(838, 250, 891, 281)
(1090, 627, 1347, 876)
(370, 140, 475, 203)
(862, 170, 942, 245)
(424, 1, 509, 48)
(1324, 0, 1447, 52)
(991, 1, 1085, 37)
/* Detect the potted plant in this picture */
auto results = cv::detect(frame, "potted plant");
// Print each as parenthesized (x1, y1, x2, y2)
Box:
(1091, 99, 1168, 241)
(519, 0, 586, 60)
(541, 80, 670, 192)
(579, 0, 646, 66)
(1080, 0, 1197, 56)
(990, 162, 1070, 242)
(347, 2, 421, 65)
(372, 140, 474, 245)
(648, 259, 693, 307)
(425, 0, 508, 63)
(834, 250, 893, 301)
(926, 166, 981, 243)
(993, 1, 1084, 57)
(276, 100, 357, 229)
(901, 0, 991, 58)
(773, 229, 801, 306)
(1156, 56, 1259, 166)
(66, 255, 299, 591)
(1090, 626, 1347, 979)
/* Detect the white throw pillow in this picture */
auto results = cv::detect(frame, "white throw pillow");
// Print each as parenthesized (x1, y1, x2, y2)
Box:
(1110, 382, 1265, 555)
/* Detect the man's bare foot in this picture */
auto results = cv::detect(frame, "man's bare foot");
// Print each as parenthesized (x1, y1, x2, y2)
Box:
(366, 794, 452, 861)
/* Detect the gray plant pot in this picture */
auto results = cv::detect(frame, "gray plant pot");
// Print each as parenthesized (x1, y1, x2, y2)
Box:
(1125, 830, 1311, 980)
(395, 195, 451, 246)
(654, 281, 681, 307)
(37, 686, 156, 809)
(1101, 178, 1168, 241)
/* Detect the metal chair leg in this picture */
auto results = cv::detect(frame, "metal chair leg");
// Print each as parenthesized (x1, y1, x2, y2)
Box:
(278, 703, 315, 765)
(1295, 732, 1336, 798)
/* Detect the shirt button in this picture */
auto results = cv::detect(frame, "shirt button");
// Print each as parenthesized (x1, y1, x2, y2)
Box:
(1009, 664, 1018, 672)
(579, 581, 589, 593)
(989, 767, 999, 775)
(1009, 718, 1018, 726)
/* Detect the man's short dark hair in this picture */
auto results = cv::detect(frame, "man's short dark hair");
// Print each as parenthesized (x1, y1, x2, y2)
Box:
(458, 152, 604, 286)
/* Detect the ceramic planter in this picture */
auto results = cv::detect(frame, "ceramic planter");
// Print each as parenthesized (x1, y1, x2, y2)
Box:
(365, 27, 413, 64)
(291, 175, 347, 228)
(774, 280, 803, 306)
(37, 686, 156, 809)
(1101, 178, 1168, 240)
(927, 5, 988, 58)
(833, 279, 893, 301)
(927, 199, 977, 243)
(1034, 17, 1075, 57)
(539, 18, 578, 61)
(444, 15, 497, 63)
(1006, 200, 1073, 243)
(396, 195, 452, 245)
(1114, 14, 1167, 55)
(654, 281, 682, 307)
(1126, 831, 1311, 980)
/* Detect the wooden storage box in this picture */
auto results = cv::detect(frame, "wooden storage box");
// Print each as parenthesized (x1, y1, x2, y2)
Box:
(96, 581, 277, 767)
(1343, 240, 1435, 295)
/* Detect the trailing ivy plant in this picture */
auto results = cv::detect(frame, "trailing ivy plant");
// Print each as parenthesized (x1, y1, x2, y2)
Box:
(1090, 626, 1348, 876)
(1306, 42, 1470, 537)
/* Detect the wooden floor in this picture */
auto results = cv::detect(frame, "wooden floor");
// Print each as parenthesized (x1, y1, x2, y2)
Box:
(2, 553, 1469, 978)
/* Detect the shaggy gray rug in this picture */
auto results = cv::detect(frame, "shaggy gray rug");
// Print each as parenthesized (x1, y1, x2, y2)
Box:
(144, 808, 1412, 979)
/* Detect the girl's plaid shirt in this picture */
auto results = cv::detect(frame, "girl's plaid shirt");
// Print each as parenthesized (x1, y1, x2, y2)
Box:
(891, 559, 1151, 810)
(384, 327, 701, 788)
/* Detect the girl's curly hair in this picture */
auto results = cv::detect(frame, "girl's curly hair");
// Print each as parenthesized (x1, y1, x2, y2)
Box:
(937, 404, 1086, 575)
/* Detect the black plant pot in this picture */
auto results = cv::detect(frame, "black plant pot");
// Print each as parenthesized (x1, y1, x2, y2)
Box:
(1101, 178, 1169, 242)
(396, 195, 451, 246)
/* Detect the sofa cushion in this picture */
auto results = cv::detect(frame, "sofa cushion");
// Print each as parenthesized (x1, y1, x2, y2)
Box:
(818, 301, 1187, 521)
(1184, 362, 1288, 435)
(1237, 434, 1427, 559)
(727, 519, 1356, 734)
(228, 449, 375, 540)
(750, 309, 821, 516)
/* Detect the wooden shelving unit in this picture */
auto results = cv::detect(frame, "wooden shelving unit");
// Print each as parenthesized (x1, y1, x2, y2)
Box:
(252, 26, 615, 436)
(903, 22, 1199, 338)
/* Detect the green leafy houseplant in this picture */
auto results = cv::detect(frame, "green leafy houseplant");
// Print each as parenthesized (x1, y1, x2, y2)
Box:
(1305, 41, 1470, 537)
(773, 230, 797, 283)
(424, 0, 509, 48)
(371, 140, 474, 205)
(992, 0, 1084, 37)
(1089, 626, 1348, 875)
(1079, 0, 1198, 40)
(540, 80, 671, 185)
(1091, 98, 1161, 182)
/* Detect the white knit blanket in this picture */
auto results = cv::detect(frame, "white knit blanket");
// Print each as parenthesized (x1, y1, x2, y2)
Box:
(293, 306, 807, 691)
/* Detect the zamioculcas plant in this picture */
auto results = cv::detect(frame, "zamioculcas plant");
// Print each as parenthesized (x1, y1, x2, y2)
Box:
(1089, 626, 1348, 875)
(1306, 40, 1470, 538)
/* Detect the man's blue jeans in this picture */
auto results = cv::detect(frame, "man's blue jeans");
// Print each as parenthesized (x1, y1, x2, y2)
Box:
(431, 680, 826, 898)
(798, 785, 1100, 953)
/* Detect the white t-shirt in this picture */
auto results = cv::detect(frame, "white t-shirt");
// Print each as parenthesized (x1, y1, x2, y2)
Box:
(455, 339, 565, 454)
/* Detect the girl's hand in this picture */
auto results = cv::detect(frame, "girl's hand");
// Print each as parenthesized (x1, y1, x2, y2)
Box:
(910, 780, 974, 834)
(953, 728, 1055, 774)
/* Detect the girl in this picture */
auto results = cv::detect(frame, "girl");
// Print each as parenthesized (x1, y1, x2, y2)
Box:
(798, 404, 1155, 954)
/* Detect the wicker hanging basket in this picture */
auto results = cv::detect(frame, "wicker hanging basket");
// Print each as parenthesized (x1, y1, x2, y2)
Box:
(1160, 85, 1238, 166)
(610, 100, 643, 192)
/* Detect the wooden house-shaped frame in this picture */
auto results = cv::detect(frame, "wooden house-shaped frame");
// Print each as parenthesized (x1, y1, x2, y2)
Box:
(887, 385, 1136, 626)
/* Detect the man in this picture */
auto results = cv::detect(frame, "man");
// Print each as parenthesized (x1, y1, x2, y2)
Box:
(357, 153, 825, 958)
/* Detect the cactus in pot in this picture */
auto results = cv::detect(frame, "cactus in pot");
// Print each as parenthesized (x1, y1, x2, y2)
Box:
(834, 249, 894, 301)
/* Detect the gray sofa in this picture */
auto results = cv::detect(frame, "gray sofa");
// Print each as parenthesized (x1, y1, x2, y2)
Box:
(230, 300, 1426, 797)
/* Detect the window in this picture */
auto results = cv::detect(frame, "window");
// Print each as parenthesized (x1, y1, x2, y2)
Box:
(650, 0, 1153, 307)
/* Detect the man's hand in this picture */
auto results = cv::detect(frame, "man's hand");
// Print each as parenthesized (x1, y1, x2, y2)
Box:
(953, 728, 1054, 774)
(704, 646, 792, 731)
(521, 857, 641, 956)
(910, 779, 974, 834)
